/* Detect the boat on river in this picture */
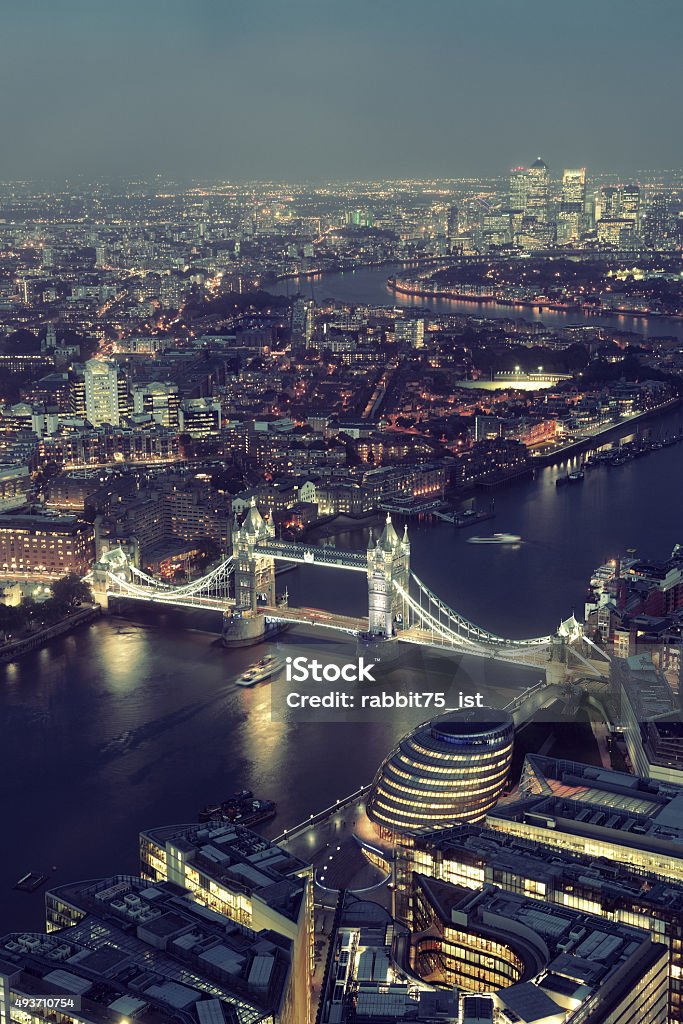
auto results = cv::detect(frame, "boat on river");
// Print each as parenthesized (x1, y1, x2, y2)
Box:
(236, 654, 284, 687)
(467, 533, 522, 545)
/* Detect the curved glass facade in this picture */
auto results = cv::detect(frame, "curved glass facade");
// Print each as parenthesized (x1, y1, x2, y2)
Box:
(367, 708, 514, 838)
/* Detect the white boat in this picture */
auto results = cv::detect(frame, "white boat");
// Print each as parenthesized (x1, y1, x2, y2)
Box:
(236, 654, 283, 687)
(467, 533, 521, 545)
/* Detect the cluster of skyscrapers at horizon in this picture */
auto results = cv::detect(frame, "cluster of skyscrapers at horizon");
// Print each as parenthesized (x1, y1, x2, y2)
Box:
(441, 158, 677, 253)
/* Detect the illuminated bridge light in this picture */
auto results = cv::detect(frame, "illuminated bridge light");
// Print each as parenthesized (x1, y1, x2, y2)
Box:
(367, 708, 514, 840)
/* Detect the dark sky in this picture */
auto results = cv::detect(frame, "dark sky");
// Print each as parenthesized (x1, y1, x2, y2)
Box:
(3, 0, 682, 182)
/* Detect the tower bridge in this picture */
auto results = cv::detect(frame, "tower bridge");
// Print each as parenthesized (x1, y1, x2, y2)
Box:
(91, 500, 597, 672)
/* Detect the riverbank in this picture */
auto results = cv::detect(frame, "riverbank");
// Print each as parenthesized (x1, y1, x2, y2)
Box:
(530, 397, 683, 465)
(388, 275, 683, 322)
(0, 605, 101, 663)
(272, 256, 452, 286)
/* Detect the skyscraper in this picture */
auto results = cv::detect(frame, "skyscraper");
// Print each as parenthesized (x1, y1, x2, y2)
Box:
(562, 167, 586, 208)
(525, 157, 550, 222)
(509, 167, 528, 212)
(599, 185, 621, 219)
(84, 359, 120, 426)
(291, 297, 315, 348)
(558, 168, 587, 243)
(645, 193, 671, 247)
(446, 203, 460, 248)
(621, 183, 642, 233)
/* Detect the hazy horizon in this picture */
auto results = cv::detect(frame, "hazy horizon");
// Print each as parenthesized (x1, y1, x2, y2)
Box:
(2, 0, 682, 182)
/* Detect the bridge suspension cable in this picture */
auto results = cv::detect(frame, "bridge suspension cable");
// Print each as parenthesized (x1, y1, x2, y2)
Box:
(396, 572, 555, 649)
(107, 556, 234, 608)
(127, 556, 234, 597)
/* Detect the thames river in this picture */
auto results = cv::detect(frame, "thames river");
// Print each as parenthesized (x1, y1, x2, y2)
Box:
(3, 275, 683, 930)
(272, 263, 683, 342)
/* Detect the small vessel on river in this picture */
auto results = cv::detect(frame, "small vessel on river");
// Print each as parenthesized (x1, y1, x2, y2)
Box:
(236, 654, 284, 687)
(467, 533, 521, 545)
(198, 790, 277, 827)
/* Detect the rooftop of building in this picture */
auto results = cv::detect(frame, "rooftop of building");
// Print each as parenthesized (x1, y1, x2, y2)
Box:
(414, 877, 666, 1024)
(522, 753, 683, 805)
(2, 874, 293, 1024)
(488, 792, 683, 860)
(429, 706, 514, 737)
(479, 753, 683, 863)
(613, 653, 681, 721)
(141, 822, 310, 923)
(0, 511, 89, 532)
(403, 822, 683, 916)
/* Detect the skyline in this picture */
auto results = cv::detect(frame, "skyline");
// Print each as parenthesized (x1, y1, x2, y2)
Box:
(2, 0, 682, 182)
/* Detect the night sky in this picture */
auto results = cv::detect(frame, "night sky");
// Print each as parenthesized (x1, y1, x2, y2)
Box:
(3, 0, 682, 181)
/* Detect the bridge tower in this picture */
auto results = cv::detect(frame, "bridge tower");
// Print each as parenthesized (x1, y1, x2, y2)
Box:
(367, 515, 410, 637)
(90, 547, 132, 610)
(232, 500, 276, 611)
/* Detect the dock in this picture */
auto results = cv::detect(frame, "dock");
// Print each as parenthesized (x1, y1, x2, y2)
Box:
(434, 510, 496, 529)
(15, 871, 49, 893)
(377, 497, 442, 517)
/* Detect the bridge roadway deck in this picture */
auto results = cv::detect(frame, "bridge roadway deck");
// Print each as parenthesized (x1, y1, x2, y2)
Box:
(263, 606, 368, 634)
(255, 541, 367, 571)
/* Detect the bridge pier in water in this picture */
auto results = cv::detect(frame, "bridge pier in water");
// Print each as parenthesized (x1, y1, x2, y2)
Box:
(222, 501, 278, 646)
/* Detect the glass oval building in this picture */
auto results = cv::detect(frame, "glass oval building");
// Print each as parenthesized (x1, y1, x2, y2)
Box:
(367, 707, 514, 839)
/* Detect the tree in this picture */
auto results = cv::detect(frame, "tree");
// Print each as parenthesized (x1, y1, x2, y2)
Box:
(51, 573, 93, 609)
(0, 603, 22, 640)
(193, 535, 221, 572)
(34, 597, 68, 627)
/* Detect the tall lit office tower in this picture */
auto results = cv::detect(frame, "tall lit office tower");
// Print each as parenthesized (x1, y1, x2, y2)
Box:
(446, 204, 460, 247)
(525, 157, 550, 221)
(95, 244, 108, 268)
(84, 359, 120, 426)
(41, 246, 55, 269)
(562, 168, 586, 207)
(621, 183, 642, 233)
(599, 185, 621, 219)
(291, 297, 315, 347)
(303, 303, 315, 348)
(558, 168, 587, 243)
(645, 194, 671, 247)
(44, 323, 57, 350)
(509, 167, 528, 212)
